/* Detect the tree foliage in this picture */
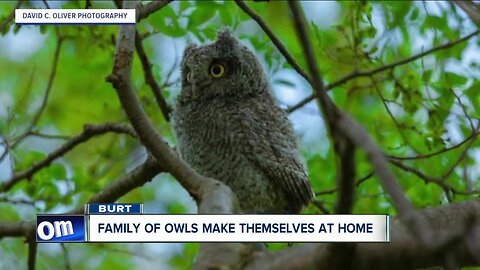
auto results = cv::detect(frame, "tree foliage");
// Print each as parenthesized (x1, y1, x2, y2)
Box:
(0, 1, 480, 269)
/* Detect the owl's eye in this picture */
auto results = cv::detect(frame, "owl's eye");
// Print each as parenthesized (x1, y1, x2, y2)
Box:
(209, 63, 226, 78)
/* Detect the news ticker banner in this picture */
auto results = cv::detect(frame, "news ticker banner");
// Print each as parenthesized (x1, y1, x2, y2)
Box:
(37, 204, 390, 243)
(15, 9, 136, 25)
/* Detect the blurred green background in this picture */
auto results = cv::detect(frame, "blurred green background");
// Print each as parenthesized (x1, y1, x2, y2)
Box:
(1, 1, 479, 269)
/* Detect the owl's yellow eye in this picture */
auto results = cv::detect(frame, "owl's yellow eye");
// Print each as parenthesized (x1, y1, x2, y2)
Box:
(209, 63, 225, 78)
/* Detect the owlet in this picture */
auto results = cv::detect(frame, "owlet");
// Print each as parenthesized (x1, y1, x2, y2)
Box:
(172, 28, 314, 213)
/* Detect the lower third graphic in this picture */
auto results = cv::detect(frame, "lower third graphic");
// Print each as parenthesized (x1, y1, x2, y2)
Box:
(36, 215, 85, 242)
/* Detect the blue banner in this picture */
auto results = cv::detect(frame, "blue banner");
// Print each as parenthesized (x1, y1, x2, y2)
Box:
(87, 203, 143, 214)
(37, 215, 85, 242)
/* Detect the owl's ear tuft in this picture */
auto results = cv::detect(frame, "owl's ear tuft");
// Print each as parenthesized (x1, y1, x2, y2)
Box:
(216, 27, 237, 48)
(183, 43, 198, 57)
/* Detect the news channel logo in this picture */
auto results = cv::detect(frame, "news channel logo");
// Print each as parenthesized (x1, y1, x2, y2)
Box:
(36, 215, 85, 242)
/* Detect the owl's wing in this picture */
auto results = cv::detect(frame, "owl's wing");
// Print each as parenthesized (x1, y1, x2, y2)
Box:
(239, 98, 314, 211)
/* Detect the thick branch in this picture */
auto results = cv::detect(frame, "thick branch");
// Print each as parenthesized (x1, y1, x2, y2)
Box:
(108, 1, 202, 199)
(107, 2, 246, 268)
(0, 123, 136, 192)
(455, 1, 480, 24)
(0, 221, 34, 238)
(0, 157, 163, 238)
(335, 139, 356, 214)
(287, 2, 427, 248)
(245, 200, 480, 270)
(70, 155, 163, 214)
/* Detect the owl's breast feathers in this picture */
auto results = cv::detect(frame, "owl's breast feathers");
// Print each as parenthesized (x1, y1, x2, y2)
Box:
(172, 92, 314, 213)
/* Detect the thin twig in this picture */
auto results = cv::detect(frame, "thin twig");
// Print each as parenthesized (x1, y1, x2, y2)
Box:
(9, 36, 64, 151)
(42, 0, 50, 9)
(234, 0, 312, 84)
(0, 157, 164, 239)
(389, 159, 480, 196)
(390, 122, 480, 196)
(27, 239, 37, 270)
(138, 0, 173, 20)
(448, 86, 475, 130)
(440, 125, 479, 180)
(388, 127, 480, 160)
(312, 200, 331, 214)
(0, 196, 35, 206)
(0, 0, 22, 33)
(26, 131, 71, 140)
(287, 30, 480, 113)
(0, 123, 136, 192)
(371, 76, 418, 152)
(316, 171, 375, 196)
(135, 31, 172, 120)
(61, 244, 72, 270)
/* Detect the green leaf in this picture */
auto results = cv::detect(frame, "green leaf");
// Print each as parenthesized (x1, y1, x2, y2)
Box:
(445, 72, 468, 87)
(383, 3, 411, 28)
(0, 204, 21, 221)
(15, 151, 46, 171)
(49, 163, 67, 179)
(148, 5, 187, 37)
(187, 2, 218, 29)
(465, 82, 480, 116)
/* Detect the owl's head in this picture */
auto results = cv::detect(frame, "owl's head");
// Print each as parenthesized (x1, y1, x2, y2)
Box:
(178, 28, 268, 102)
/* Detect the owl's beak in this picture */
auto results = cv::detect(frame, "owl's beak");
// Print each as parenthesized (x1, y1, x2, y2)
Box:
(191, 84, 200, 100)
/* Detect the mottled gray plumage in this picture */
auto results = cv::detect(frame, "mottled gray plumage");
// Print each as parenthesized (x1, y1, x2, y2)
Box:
(171, 28, 314, 213)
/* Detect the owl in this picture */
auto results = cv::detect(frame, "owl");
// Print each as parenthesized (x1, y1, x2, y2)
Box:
(171, 28, 314, 213)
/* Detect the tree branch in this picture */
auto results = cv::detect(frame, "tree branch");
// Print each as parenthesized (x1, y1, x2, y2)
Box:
(25, 131, 70, 140)
(70, 155, 163, 214)
(287, 1, 429, 248)
(0, 0, 22, 33)
(138, 0, 173, 20)
(135, 31, 172, 121)
(387, 126, 480, 160)
(5, 35, 64, 158)
(245, 200, 480, 270)
(0, 156, 163, 238)
(335, 140, 356, 214)
(107, 2, 249, 268)
(390, 159, 480, 196)
(316, 171, 375, 196)
(0, 123, 136, 192)
(0, 221, 34, 238)
(287, 30, 480, 113)
(389, 124, 480, 196)
(61, 243, 71, 270)
(27, 239, 37, 270)
(234, 0, 312, 84)
(454, 1, 480, 24)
